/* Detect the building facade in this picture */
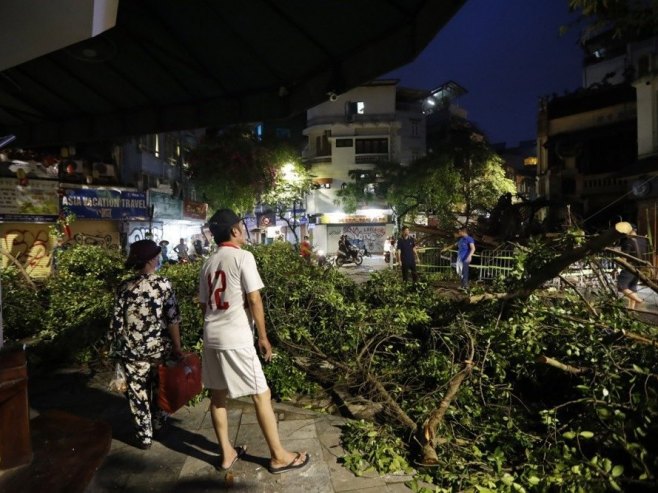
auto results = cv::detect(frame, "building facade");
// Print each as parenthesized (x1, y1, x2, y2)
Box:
(536, 32, 657, 263)
(301, 80, 428, 255)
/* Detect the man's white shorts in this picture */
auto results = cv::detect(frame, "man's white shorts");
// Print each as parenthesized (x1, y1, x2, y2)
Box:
(202, 346, 269, 398)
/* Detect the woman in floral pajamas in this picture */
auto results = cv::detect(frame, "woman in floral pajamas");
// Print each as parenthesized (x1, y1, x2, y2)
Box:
(109, 239, 182, 449)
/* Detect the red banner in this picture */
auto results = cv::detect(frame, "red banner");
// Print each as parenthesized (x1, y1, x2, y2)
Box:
(183, 200, 208, 220)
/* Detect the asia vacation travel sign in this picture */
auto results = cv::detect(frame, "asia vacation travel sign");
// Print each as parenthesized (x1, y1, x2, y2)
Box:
(60, 188, 149, 220)
(0, 178, 59, 223)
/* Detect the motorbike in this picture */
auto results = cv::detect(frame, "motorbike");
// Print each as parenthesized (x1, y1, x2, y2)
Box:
(316, 250, 332, 268)
(335, 246, 363, 267)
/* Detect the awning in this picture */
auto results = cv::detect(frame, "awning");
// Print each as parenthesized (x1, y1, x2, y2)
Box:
(0, 0, 465, 147)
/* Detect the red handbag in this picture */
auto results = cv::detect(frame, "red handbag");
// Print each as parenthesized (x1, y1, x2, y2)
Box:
(157, 352, 202, 414)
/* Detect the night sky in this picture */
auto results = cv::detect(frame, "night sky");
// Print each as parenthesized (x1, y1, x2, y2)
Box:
(386, 0, 585, 146)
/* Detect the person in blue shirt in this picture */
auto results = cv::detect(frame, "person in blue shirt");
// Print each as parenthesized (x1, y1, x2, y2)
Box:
(456, 227, 475, 290)
(396, 226, 419, 283)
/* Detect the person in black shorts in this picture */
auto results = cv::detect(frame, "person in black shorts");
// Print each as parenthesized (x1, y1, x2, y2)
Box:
(617, 223, 648, 309)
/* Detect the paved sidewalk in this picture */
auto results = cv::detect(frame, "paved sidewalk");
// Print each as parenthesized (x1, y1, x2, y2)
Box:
(22, 369, 415, 493)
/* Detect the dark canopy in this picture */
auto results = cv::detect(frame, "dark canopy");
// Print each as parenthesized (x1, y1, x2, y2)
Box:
(0, 0, 465, 147)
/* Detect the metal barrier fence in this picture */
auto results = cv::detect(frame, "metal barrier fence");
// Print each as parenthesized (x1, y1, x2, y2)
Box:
(417, 247, 515, 281)
(417, 247, 619, 287)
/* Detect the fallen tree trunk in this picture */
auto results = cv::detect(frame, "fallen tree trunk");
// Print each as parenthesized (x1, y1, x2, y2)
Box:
(466, 229, 625, 304)
(610, 257, 658, 294)
(512, 229, 624, 299)
(0, 246, 37, 290)
(417, 335, 475, 465)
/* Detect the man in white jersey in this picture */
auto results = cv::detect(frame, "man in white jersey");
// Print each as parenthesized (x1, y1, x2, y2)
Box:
(199, 209, 310, 474)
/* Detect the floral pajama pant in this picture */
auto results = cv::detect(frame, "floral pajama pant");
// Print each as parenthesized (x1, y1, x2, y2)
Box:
(123, 359, 167, 446)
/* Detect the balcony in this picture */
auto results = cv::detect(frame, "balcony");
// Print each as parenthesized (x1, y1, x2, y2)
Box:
(306, 113, 397, 128)
(582, 175, 628, 196)
(302, 155, 333, 165)
(355, 153, 389, 164)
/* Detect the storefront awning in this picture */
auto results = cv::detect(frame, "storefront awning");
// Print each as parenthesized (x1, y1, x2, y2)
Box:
(0, 0, 465, 147)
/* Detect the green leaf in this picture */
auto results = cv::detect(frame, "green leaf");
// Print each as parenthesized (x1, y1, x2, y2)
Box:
(578, 431, 594, 439)
(527, 476, 540, 485)
(501, 473, 514, 485)
(611, 465, 624, 478)
(608, 479, 622, 491)
(562, 431, 576, 439)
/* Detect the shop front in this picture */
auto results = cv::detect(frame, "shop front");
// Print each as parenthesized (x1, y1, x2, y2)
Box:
(59, 186, 148, 255)
(313, 212, 393, 256)
(0, 177, 59, 278)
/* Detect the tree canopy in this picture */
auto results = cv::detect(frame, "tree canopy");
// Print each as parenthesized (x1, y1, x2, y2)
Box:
(260, 160, 314, 244)
(567, 0, 658, 40)
(335, 121, 516, 230)
(187, 126, 278, 214)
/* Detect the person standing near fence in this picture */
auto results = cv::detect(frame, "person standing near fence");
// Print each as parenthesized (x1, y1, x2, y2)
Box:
(396, 227, 419, 283)
(456, 227, 475, 290)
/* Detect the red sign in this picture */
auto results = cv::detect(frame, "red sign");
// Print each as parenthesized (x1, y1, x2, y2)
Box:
(183, 200, 208, 220)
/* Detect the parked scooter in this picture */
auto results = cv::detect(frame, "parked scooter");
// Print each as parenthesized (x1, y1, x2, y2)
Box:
(316, 250, 333, 268)
(336, 246, 363, 267)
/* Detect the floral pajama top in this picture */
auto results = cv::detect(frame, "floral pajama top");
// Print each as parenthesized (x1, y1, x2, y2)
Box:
(109, 273, 181, 362)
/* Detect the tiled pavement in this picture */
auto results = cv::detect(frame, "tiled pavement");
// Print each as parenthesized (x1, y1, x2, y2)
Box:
(19, 369, 416, 493)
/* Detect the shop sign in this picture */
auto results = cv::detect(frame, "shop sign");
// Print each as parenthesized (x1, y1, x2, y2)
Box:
(256, 211, 277, 228)
(318, 213, 388, 224)
(0, 178, 59, 222)
(60, 188, 149, 220)
(150, 190, 182, 220)
(183, 200, 208, 220)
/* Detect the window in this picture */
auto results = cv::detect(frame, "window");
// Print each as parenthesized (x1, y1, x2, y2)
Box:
(139, 134, 157, 155)
(316, 133, 331, 156)
(410, 119, 420, 137)
(562, 178, 576, 194)
(163, 134, 177, 164)
(355, 138, 388, 154)
(336, 138, 353, 147)
(346, 101, 365, 122)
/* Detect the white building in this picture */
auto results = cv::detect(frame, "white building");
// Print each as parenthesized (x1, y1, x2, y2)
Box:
(301, 80, 428, 255)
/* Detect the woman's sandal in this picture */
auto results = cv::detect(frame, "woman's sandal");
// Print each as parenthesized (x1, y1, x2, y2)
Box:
(268, 452, 310, 474)
(218, 445, 247, 471)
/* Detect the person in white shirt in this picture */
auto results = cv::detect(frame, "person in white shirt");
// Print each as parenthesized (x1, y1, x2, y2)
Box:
(173, 238, 190, 262)
(383, 236, 395, 268)
(199, 209, 310, 474)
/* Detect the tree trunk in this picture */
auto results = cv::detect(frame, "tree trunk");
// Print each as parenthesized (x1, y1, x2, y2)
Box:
(417, 337, 475, 465)
(494, 229, 624, 301)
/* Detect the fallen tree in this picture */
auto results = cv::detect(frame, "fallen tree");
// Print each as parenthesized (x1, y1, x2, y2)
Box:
(253, 238, 658, 491)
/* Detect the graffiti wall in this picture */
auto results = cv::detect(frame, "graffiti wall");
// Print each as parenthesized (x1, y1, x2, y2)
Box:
(0, 224, 52, 278)
(327, 224, 392, 254)
(0, 220, 120, 278)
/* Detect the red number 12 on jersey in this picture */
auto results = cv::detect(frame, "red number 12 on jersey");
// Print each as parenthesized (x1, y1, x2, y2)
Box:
(207, 270, 229, 310)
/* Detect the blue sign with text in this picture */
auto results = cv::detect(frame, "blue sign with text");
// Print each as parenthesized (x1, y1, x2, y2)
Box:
(60, 188, 149, 220)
